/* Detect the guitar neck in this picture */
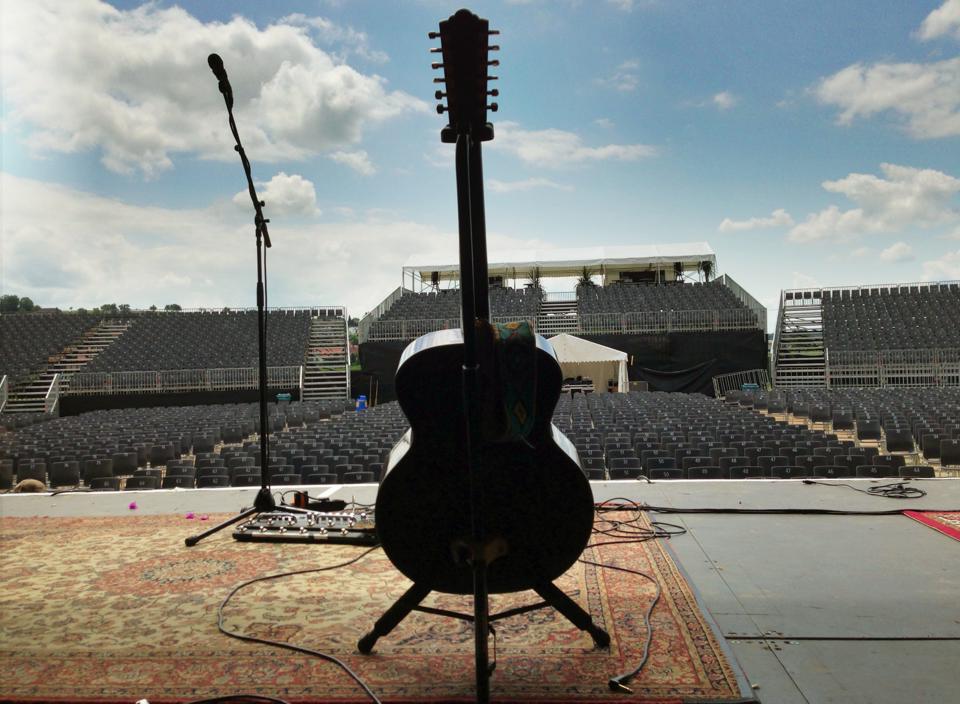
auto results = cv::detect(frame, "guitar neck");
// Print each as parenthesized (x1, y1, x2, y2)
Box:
(469, 137, 490, 322)
(454, 134, 490, 342)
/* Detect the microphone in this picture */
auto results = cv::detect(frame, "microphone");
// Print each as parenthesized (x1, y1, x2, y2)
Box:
(207, 53, 233, 109)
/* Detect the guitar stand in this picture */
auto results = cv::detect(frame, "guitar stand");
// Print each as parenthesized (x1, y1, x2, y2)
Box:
(357, 580, 610, 655)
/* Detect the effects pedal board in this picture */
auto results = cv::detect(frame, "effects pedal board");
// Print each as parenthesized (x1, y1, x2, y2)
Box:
(233, 509, 378, 546)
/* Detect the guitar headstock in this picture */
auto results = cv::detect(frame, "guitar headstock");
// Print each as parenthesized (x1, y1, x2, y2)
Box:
(430, 9, 499, 144)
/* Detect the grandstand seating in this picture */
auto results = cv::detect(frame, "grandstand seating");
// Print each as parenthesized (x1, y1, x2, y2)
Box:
(84, 311, 311, 372)
(1, 385, 953, 490)
(728, 387, 960, 461)
(380, 287, 540, 322)
(577, 281, 748, 316)
(821, 284, 960, 351)
(0, 313, 99, 382)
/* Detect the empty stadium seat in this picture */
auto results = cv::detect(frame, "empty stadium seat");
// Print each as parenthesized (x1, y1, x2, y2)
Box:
(125, 475, 160, 490)
(899, 466, 935, 479)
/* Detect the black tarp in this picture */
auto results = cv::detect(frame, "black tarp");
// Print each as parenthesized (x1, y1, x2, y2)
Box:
(583, 330, 767, 395)
(358, 340, 409, 404)
(360, 330, 766, 400)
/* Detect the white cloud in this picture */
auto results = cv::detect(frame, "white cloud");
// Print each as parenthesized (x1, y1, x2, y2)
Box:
(280, 13, 389, 63)
(718, 208, 793, 232)
(879, 241, 915, 262)
(815, 57, 960, 139)
(488, 178, 573, 193)
(0, 173, 544, 316)
(597, 60, 641, 92)
(852, 246, 873, 258)
(233, 172, 319, 216)
(329, 150, 376, 176)
(922, 250, 960, 280)
(712, 91, 738, 110)
(594, 118, 615, 129)
(0, 0, 425, 177)
(788, 163, 960, 242)
(918, 0, 960, 41)
(492, 121, 657, 168)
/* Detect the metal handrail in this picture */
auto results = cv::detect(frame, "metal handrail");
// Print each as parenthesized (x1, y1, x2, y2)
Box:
(43, 373, 60, 414)
(544, 291, 578, 302)
(826, 347, 960, 388)
(718, 274, 767, 334)
(66, 365, 303, 395)
(0, 375, 8, 413)
(771, 290, 786, 384)
(358, 286, 408, 343)
(362, 316, 538, 342)
(578, 308, 761, 335)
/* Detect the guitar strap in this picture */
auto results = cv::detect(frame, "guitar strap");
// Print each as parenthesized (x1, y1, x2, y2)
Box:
(491, 320, 538, 441)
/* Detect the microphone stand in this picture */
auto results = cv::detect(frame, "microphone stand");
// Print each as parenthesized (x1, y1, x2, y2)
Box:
(185, 57, 305, 547)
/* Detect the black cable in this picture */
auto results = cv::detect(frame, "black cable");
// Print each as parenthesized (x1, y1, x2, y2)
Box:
(801, 478, 927, 499)
(579, 557, 661, 694)
(641, 504, 957, 515)
(217, 546, 382, 704)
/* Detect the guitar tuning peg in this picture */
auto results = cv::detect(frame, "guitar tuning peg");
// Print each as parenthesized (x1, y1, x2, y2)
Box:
(429, 47, 443, 54)
(488, 59, 500, 67)
(488, 29, 500, 35)
(435, 90, 446, 100)
(428, 31, 440, 39)
(433, 77, 445, 83)
(488, 45, 500, 52)
(436, 105, 447, 114)
(487, 75, 498, 81)
(431, 62, 444, 70)
(488, 103, 498, 112)
(487, 89, 499, 97)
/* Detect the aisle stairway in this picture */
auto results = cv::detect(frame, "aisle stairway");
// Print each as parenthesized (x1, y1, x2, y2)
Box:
(3, 319, 130, 413)
(773, 292, 826, 388)
(536, 299, 579, 336)
(301, 316, 350, 400)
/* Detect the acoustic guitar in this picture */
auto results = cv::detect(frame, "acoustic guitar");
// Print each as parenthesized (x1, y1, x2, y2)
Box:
(375, 9, 594, 597)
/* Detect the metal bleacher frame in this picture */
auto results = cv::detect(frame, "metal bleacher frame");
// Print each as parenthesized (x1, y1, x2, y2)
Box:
(773, 280, 960, 390)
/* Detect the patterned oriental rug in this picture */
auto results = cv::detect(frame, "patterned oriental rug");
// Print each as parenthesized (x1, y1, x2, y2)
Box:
(0, 511, 751, 704)
(904, 510, 960, 541)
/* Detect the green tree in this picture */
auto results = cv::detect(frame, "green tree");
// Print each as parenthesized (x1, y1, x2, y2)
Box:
(149, 305, 157, 311)
(101, 303, 119, 315)
(19, 297, 36, 311)
(118, 304, 131, 314)
(0, 295, 19, 313)
(164, 303, 182, 311)
(577, 266, 595, 288)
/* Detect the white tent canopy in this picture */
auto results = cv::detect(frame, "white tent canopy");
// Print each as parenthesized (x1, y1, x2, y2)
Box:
(403, 243, 717, 283)
(547, 334, 629, 393)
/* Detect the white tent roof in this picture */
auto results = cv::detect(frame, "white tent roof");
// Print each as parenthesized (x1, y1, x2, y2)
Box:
(547, 333, 627, 363)
(403, 243, 716, 281)
(547, 333, 630, 393)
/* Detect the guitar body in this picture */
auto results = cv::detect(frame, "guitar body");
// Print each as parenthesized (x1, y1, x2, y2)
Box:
(376, 329, 595, 595)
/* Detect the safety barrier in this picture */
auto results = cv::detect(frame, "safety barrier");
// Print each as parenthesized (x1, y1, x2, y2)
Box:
(66, 365, 303, 395)
(712, 368, 771, 397)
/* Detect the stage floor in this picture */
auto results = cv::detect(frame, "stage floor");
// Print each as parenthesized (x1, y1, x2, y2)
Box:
(3, 478, 959, 703)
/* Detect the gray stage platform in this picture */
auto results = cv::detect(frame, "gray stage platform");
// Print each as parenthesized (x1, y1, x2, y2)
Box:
(2, 478, 958, 703)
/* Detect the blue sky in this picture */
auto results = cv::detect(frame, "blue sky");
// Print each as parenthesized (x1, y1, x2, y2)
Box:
(2, 0, 959, 328)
